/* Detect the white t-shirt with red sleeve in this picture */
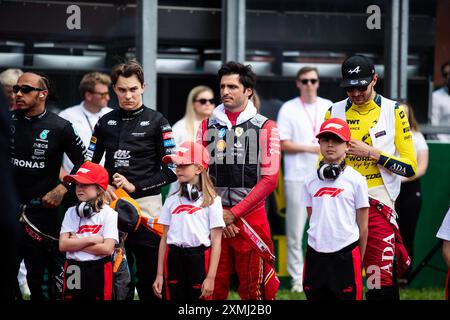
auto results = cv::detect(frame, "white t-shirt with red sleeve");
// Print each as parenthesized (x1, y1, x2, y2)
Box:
(60, 205, 119, 261)
(302, 166, 369, 253)
(159, 193, 225, 248)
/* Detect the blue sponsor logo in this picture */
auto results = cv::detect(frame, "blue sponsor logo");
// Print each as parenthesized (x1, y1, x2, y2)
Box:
(163, 139, 176, 147)
(375, 130, 386, 138)
(218, 128, 226, 138)
(88, 144, 96, 151)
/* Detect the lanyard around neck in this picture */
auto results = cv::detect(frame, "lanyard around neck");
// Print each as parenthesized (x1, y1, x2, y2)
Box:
(299, 97, 318, 136)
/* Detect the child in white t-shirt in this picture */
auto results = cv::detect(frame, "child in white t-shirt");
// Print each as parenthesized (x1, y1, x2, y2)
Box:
(302, 118, 369, 300)
(152, 141, 225, 300)
(436, 206, 450, 300)
(59, 161, 118, 300)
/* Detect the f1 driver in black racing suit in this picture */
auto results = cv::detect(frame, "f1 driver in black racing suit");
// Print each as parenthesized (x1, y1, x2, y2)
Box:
(88, 60, 177, 300)
(10, 72, 87, 300)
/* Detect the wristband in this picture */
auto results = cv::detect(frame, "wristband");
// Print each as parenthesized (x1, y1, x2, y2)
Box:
(61, 181, 71, 190)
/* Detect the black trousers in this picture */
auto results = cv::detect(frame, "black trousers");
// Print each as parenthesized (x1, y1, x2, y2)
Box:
(63, 257, 113, 300)
(303, 242, 363, 301)
(395, 179, 422, 277)
(125, 228, 160, 301)
(19, 227, 65, 300)
(165, 244, 210, 301)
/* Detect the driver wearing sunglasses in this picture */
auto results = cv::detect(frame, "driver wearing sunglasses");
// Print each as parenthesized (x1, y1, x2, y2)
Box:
(324, 55, 417, 301)
(10, 72, 87, 300)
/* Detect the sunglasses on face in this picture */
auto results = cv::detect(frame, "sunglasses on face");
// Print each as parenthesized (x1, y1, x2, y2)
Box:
(195, 98, 215, 105)
(345, 85, 369, 93)
(12, 85, 45, 94)
(298, 79, 318, 85)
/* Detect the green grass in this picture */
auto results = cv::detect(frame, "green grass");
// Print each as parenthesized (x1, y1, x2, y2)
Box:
(228, 287, 446, 300)
(23, 287, 446, 300)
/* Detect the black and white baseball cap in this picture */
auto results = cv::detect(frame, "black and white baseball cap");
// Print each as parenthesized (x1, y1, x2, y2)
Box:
(340, 55, 375, 88)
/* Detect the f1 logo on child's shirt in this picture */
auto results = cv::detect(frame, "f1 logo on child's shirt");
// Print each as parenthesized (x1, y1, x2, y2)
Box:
(313, 187, 344, 198)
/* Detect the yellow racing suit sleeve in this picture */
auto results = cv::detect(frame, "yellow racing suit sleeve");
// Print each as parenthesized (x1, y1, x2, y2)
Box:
(376, 106, 418, 177)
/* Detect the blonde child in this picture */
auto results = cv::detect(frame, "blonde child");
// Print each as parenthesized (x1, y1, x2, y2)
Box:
(152, 141, 224, 300)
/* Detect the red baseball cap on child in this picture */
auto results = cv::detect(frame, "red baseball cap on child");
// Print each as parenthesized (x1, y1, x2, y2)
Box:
(63, 161, 109, 191)
(316, 118, 351, 142)
(162, 141, 210, 169)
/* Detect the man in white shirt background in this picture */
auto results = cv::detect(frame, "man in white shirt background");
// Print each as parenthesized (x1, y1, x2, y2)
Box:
(277, 66, 333, 292)
(59, 72, 112, 176)
(431, 60, 450, 142)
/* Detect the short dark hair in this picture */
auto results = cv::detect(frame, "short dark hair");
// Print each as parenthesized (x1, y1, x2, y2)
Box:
(111, 59, 144, 86)
(217, 61, 256, 98)
(296, 66, 319, 80)
(441, 60, 450, 76)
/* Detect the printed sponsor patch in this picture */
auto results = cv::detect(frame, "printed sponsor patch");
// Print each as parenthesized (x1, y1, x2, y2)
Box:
(161, 124, 172, 132)
(375, 130, 386, 138)
(218, 128, 227, 138)
(163, 132, 174, 140)
(216, 140, 226, 152)
(163, 139, 175, 147)
(90, 136, 97, 144)
(165, 147, 176, 155)
(235, 127, 244, 137)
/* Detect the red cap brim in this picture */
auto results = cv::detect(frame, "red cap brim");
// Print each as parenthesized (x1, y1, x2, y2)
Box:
(162, 154, 193, 165)
(316, 130, 350, 142)
(63, 174, 97, 186)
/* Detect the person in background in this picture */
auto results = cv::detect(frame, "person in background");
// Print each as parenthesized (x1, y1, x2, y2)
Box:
(172, 85, 215, 146)
(59, 72, 112, 176)
(0, 68, 23, 110)
(395, 102, 429, 286)
(431, 60, 450, 142)
(251, 89, 261, 112)
(169, 86, 216, 196)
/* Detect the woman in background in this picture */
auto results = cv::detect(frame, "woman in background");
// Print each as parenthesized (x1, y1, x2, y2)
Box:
(395, 102, 429, 286)
(172, 86, 215, 146)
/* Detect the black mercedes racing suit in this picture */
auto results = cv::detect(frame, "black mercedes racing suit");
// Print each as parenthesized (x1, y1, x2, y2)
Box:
(88, 105, 176, 300)
(10, 109, 86, 300)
